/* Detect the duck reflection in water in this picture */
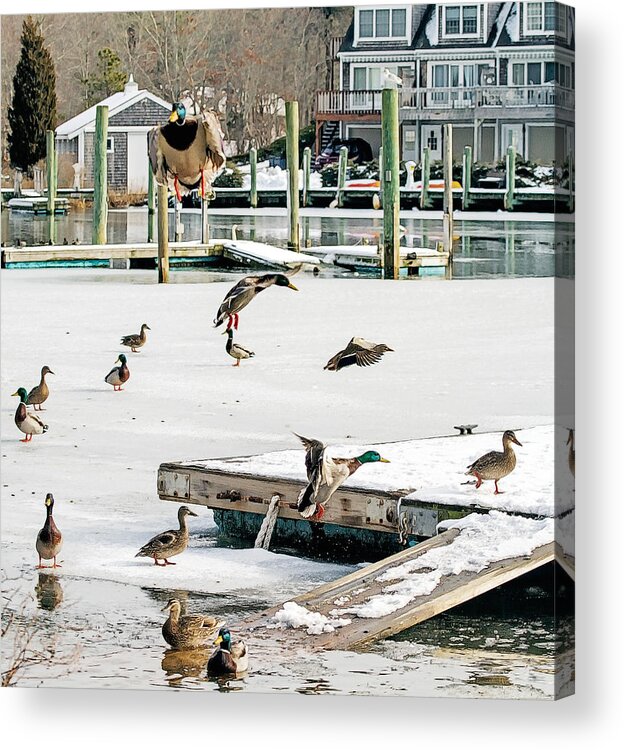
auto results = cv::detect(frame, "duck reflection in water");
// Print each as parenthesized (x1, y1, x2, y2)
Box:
(161, 647, 211, 685)
(35, 572, 63, 611)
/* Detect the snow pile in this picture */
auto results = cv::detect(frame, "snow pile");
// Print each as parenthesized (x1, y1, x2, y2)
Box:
(333, 512, 554, 619)
(505, 3, 520, 41)
(269, 601, 351, 635)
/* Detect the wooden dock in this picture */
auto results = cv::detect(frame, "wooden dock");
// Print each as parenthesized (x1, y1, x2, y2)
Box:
(236, 525, 555, 650)
(1, 240, 319, 270)
(6, 196, 69, 215)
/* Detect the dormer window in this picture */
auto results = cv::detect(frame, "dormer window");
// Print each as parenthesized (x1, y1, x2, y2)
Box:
(444, 5, 479, 36)
(524, 2, 567, 36)
(355, 6, 410, 43)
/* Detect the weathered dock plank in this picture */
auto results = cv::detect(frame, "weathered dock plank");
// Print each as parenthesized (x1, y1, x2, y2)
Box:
(236, 528, 555, 650)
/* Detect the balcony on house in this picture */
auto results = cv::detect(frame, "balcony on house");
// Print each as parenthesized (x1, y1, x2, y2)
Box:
(316, 84, 574, 118)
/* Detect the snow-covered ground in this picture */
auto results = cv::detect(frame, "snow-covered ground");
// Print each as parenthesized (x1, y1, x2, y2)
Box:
(1, 269, 562, 695)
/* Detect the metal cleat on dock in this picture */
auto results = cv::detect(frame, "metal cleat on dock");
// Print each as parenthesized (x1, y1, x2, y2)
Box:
(454, 424, 478, 435)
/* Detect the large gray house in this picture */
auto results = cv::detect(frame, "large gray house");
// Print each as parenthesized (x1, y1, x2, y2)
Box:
(315, 2, 575, 164)
(55, 76, 172, 193)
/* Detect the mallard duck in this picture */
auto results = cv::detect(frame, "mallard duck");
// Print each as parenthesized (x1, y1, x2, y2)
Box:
(104, 354, 130, 391)
(161, 598, 222, 649)
(465, 430, 522, 494)
(135, 505, 198, 565)
(222, 329, 254, 367)
(567, 429, 575, 476)
(324, 338, 393, 371)
(27, 365, 54, 410)
(121, 323, 150, 352)
(207, 627, 248, 675)
(213, 273, 298, 331)
(148, 103, 225, 201)
(295, 434, 390, 520)
(36, 493, 62, 569)
(12, 387, 48, 442)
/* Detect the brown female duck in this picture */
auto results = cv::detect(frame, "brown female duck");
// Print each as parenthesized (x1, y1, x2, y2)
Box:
(135, 506, 198, 565)
(27, 366, 54, 410)
(465, 430, 522, 494)
(161, 598, 222, 649)
(121, 324, 151, 352)
(36, 493, 63, 568)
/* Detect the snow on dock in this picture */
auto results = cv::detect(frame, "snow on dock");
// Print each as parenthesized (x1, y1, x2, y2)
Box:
(220, 239, 321, 269)
(237, 511, 556, 650)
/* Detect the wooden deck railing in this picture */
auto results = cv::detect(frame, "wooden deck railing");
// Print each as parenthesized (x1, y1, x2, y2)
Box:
(316, 85, 574, 115)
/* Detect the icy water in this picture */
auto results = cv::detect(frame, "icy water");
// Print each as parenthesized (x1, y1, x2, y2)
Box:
(2, 569, 573, 696)
(1, 206, 574, 279)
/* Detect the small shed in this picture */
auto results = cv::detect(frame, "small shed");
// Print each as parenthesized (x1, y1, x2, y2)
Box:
(55, 76, 171, 194)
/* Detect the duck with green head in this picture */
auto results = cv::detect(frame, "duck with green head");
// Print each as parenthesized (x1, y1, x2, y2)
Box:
(207, 626, 248, 675)
(104, 354, 130, 391)
(12, 387, 48, 442)
(295, 434, 390, 521)
(36, 492, 62, 569)
(148, 101, 225, 201)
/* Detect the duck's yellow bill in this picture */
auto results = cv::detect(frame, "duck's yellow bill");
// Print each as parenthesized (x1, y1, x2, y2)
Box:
(11, 391, 18, 397)
(287, 283, 298, 291)
(379, 457, 391, 463)
(214, 635, 223, 646)
(168, 111, 179, 123)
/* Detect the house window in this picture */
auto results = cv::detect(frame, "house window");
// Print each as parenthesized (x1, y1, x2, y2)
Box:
(352, 64, 413, 91)
(524, 2, 567, 35)
(512, 63, 525, 86)
(359, 9, 374, 37)
(106, 137, 114, 153)
(443, 5, 481, 37)
(353, 67, 367, 90)
(356, 7, 409, 41)
(527, 63, 542, 85)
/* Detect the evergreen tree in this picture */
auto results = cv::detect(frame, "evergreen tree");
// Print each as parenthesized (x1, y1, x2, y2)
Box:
(84, 48, 127, 106)
(8, 16, 57, 174)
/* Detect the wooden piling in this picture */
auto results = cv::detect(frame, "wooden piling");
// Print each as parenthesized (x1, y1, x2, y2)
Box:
(335, 145, 348, 209)
(443, 124, 454, 279)
(249, 147, 258, 208)
(174, 196, 183, 242)
(285, 101, 300, 251)
(157, 183, 169, 283)
(45, 130, 57, 216)
(462, 145, 472, 210)
(504, 145, 516, 211)
(302, 146, 311, 207)
(92, 106, 109, 245)
(567, 151, 575, 212)
(420, 146, 431, 209)
(201, 195, 209, 244)
(381, 87, 400, 280)
(147, 163, 155, 243)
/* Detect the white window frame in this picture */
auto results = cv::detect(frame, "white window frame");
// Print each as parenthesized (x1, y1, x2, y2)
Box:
(441, 4, 482, 40)
(523, 2, 567, 37)
(351, 63, 414, 91)
(106, 136, 114, 154)
(509, 60, 573, 89)
(354, 6, 411, 44)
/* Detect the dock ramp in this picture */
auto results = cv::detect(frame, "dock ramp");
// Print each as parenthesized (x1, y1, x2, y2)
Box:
(238, 513, 556, 650)
(221, 240, 321, 270)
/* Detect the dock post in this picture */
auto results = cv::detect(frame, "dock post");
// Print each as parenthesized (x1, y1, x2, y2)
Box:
(420, 147, 431, 209)
(336, 145, 348, 208)
(174, 196, 183, 242)
(157, 183, 169, 283)
(147, 163, 155, 242)
(382, 87, 400, 280)
(46, 130, 57, 215)
(249, 147, 258, 208)
(302, 146, 311, 207)
(92, 105, 109, 245)
(285, 101, 300, 251)
(201, 195, 209, 244)
(443, 124, 454, 279)
(567, 151, 575, 212)
(504, 145, 516, 211)
(462, 145, 472, 210)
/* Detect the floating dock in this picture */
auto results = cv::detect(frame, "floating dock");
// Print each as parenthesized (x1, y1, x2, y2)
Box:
(158, 426, 573, 646)
(305, 243, 449, 274)
(6, 196, 69, 215)
(1, 240, 320, 270)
